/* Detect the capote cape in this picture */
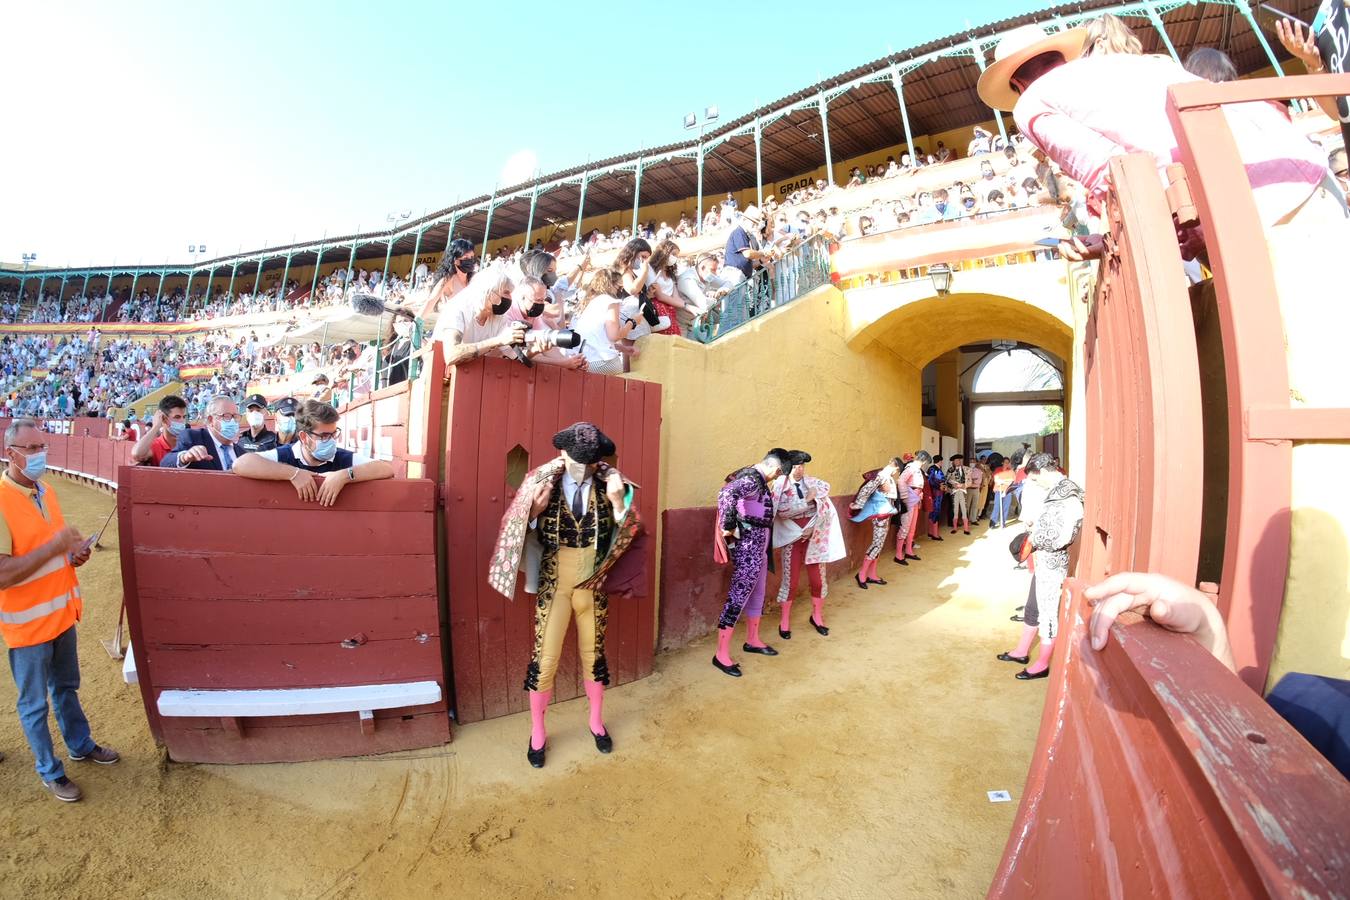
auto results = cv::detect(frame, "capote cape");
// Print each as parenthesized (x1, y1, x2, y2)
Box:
(769, 475, 846, 564)
(487, 457, 642, 600)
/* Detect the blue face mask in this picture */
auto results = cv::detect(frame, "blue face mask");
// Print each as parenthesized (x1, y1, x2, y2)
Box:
(276, 415, 296, 434)
(218, 419, 239, 440)
(169, 420, 187, 436)
(21, 450, 46, 482)
(311, 437, 338, 462)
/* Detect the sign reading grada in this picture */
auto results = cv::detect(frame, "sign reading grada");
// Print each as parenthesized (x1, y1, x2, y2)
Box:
(778, 177, 812, 196)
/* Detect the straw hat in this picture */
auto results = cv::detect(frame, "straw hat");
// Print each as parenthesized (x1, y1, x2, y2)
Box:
(740, 204, 765, 226)
(976, 24, 1088, 112)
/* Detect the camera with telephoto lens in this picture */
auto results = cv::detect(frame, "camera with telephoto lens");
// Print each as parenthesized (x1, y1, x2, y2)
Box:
(526, 328, 583, 350)
(639, 299, 661, 327)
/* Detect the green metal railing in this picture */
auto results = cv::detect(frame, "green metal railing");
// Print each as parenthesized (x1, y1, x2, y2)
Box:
(688, 236, 831, 343)
(346, 317, 425, 404)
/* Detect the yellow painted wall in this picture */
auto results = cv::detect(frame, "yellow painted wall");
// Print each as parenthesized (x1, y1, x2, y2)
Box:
(630, 284, 922, 512)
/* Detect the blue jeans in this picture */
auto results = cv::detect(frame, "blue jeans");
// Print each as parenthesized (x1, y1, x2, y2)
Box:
(991, 493, 1011, 527)
(7, 625, 94, 781)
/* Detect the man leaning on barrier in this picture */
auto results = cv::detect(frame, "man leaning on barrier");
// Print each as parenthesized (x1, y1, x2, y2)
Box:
(231, 400, 394, 506)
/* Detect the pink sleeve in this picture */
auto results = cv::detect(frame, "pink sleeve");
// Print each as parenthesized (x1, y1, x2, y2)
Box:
(1020, 107, 1129, 205)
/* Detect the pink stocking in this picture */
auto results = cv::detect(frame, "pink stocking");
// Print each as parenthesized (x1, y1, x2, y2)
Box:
(1011, 624, 1037, 658)
(528, 690, 551, 751)
(716, 626, 736, 666)
(779, 601, 793, 634)
(1025, 639, 1054, 675)
(811, 596, 825, 627)
(584, 679, 606, 736)
(746, 616, 766, 648)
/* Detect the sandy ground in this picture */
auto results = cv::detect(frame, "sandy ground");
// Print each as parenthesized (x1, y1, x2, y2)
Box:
(0, 478, 1045, 899)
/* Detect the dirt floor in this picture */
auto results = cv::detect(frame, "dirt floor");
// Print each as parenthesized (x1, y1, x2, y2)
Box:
(0, 478, 1045, 899)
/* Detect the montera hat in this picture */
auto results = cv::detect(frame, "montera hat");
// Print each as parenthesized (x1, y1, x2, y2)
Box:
(976, 24, 1088, 112)
(553, 422, 616, 465)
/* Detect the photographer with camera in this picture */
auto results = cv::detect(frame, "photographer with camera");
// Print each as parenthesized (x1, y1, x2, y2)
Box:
(434, 263, 528, 369)
(507, 276, 586, 371)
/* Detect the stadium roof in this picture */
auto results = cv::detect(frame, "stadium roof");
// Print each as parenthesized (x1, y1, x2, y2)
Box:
(3, 0, 1320, 283)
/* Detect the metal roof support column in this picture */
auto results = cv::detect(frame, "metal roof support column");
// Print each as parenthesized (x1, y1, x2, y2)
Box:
(525, 183, 539, 247)
(58, 275, 68, 315)
(971, 47, 1008, 142)
(481, 189, 497, 257)
(34, 275, 46, 307)
(818, 93, 834, 185)
(753, 116, 763, 204)
(380, 238, 394, 293)
(446, 211, 460, 249)
(227, 262, 239, 301)
(1237, 1, 1286, 75)
(103, 273, 115, 319)
(575, 173, 589, 242)
(277, 254, 292, 308)
(1144, 1, 1180, 62)
(154, 271, 165, 306)
(250, 258, 263, 298)
(16, 274, 25, 303)
(203, 267, 216, 309)
(344, 242, 359, 296)
(631, 158, 643, 233)
(891, 67, 916, 157)
(127, 273, 138, 313)
(309, 244, 325, 302)
(184, 271, 194, 316)
(78, 274, 88, 301)
(407, 228, 423, 284)
(695, 146, 705, 235)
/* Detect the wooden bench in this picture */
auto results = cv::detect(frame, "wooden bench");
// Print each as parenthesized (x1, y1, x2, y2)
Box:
(156, 681, 442, 737)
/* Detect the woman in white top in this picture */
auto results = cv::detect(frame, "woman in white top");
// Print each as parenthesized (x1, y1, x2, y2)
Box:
(645, 239, 690, 337)
(572, 269, 637, 376)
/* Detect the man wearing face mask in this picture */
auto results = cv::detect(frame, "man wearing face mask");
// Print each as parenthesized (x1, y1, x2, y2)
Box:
(234, 394, 278, 455)
(435, 264, 528, 369)
(486, 422, 641, 768)
(232, 400, 394, 506)
(160, 395, 244, 471)
(272, 396, 300, 446)
(131, 394, 189, 466)
(0, 418, 120, 802)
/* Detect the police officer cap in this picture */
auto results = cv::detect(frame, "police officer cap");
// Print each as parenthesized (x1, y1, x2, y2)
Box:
(552, 422, 615, 464)
(244, 393, 268, 410)
(274, 396, 299, 416)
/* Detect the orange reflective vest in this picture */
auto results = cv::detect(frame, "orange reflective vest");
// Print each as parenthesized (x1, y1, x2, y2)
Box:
(0, 477, 82, 649)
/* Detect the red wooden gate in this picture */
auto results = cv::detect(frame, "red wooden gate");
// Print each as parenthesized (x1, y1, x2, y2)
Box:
(119, 467, 449, 763)
(443, 358, 660, 723)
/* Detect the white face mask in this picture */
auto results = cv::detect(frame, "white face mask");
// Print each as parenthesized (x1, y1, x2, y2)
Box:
(394, 320, 413, 337)
(564, 459, 592, 483)
(246, 410, 265, 428)
(276, 414, 296, 434)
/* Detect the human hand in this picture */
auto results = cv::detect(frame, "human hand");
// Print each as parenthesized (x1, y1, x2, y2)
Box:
(317, 471, 348, 507)
(151, 409, 167, 434)
(1059, 234, 1104, 261)
(566, 355, 587, 371)
(48, 526, 85, 558)
(1275, 18, 1322, 71)
(529, 481, 552, 519)
(1084, 572, 1234, 671)
(179, 445, 212, 466)
(605, 470, 626, 512)
(498, 323, 528, 348)
(70, 543, 93, 567)
(289, 468, 318, 502)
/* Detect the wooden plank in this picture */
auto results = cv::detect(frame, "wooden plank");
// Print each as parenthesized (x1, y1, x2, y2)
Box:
(130, 507, 434, 556)
(134, 552, 437, 601)
(1245, 405, 1350, 441)
(119, 466, 436, 512)
(635, 381, 661, 675)
(474, 361, 513, 720)
(608, 376, 637, 687)
(143, 638, 443, 690)
(119, 480, 165, 744)
(157, 700, 446, 729)
(139, 595, 440, 645)
(444, 361, 486, 722)
(160, 712, 449, 764)
(157, 680, 442, 717)
(501, 364, 536, 715)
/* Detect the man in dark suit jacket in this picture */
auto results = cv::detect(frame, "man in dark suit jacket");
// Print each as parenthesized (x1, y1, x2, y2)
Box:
(159, 395, 243, 471)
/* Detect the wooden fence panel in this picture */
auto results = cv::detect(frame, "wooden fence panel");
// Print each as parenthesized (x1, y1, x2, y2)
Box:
(118, 467, 449, 763)
(444, 358, 660, 723)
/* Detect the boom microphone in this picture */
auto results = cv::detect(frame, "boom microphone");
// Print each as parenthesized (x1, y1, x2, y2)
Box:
(350, 292, 393, 317)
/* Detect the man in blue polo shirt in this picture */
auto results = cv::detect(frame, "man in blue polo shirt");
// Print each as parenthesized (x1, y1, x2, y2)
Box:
(231, 400, 394, 506)
(723, 205, 768, 285)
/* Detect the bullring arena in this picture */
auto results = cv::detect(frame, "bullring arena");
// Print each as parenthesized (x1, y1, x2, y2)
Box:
(2, 1, 1349, 898)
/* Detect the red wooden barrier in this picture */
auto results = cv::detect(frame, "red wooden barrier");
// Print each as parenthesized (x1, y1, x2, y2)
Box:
(989, 581, 1350, 898)
(658, 497, 876, 652)
(118, 467, 450, 763)
(443, 357, 660, 723)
